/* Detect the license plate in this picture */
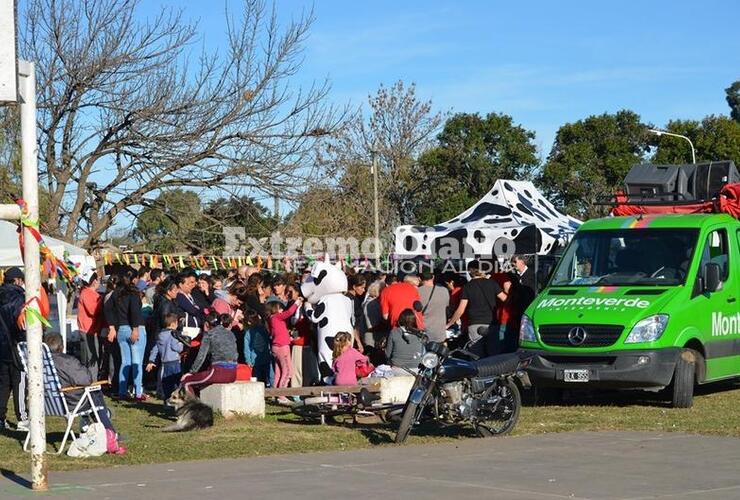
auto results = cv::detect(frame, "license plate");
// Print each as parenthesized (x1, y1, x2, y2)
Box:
(563, 369, 590, 382)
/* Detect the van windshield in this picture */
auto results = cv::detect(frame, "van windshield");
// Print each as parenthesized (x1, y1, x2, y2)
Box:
(550, 229, 699, 287)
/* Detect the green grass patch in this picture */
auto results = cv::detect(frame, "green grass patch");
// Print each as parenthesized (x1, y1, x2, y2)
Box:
(2, 381, 739, 474)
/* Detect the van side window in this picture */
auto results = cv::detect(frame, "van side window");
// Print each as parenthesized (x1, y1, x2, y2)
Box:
(698, 229, 729, 280)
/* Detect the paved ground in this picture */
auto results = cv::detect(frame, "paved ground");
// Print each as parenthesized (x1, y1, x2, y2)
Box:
(2, 431, 740, 499)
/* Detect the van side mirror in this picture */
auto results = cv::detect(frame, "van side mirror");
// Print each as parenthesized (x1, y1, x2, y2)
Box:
(703, 263, 722, 293)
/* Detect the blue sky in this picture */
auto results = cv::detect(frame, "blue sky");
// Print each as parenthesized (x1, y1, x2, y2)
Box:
(144, 0, 740, 158)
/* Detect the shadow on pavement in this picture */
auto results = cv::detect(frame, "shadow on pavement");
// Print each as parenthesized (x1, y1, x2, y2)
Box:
(1, 468, 31, 489)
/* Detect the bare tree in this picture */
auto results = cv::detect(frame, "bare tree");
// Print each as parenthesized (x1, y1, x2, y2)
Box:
(20, 0, 344, 248)
(0, 107, 21, 201)
(323, 81, 443, 228)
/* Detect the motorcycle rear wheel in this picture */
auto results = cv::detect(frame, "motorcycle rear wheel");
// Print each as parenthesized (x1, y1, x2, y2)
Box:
(474, 379, 521, 437)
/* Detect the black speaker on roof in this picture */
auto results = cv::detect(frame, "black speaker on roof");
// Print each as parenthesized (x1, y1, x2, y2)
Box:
(692, 161, 740, 201)
(623, 161, 739, 202)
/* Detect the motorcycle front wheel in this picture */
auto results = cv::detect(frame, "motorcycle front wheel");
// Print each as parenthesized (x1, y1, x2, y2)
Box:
(394, 400, 419, 444)
(395, 381, 430, 444)
(474, 378, 521, 437)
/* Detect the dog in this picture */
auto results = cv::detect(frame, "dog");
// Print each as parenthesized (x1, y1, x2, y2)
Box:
(162, 387, 214, 432)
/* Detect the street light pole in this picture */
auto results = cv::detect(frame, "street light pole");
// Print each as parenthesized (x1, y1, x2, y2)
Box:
(371, 153, 380, 267)
(649, 128, 696, 164)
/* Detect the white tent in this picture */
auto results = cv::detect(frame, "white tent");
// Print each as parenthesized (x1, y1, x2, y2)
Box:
(0, 220, 97, 349)
(0, 220, 95, 271)
(394, 180, 581, 258)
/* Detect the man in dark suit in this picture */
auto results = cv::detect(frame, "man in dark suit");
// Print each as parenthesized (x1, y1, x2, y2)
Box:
(512, 255, 537, 312)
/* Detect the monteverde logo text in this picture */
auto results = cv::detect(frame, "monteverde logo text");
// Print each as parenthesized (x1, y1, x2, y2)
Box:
(712, 312, 740, 337)
(537, 297, 651, 309)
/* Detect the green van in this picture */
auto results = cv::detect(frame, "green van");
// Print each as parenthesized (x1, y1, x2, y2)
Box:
(519, 213, 740, 407)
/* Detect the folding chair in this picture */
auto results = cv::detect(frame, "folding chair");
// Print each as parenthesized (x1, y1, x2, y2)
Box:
(16, 341, 105, 455)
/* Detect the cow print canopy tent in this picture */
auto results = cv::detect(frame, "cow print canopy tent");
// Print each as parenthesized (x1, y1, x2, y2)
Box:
(394, 180, 581, 259)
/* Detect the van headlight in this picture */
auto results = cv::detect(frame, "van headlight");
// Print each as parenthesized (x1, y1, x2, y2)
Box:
(519, 315, 537, 343)
(421, 352, 439, 369)
(625, 315, 669, 343)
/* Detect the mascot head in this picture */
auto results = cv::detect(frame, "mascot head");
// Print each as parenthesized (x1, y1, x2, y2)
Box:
(300, 261, 348, 304)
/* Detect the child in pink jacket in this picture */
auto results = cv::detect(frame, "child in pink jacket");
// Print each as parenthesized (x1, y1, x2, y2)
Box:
(266, 297, 301, 395)
(332, 331, 369, 385)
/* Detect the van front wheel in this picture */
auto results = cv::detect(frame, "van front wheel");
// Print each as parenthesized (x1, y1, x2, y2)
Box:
(670, 349, 697, 408)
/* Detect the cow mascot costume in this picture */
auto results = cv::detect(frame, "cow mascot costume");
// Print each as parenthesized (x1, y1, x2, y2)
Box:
(300, 261, 354, 379)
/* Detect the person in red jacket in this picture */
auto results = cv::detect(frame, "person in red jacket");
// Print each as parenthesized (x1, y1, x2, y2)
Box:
(77, 271, 104, 380)
(379, 273, 424, 330)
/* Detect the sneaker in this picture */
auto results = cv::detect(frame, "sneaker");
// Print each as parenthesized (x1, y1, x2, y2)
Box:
(16, 420, 29, 432)
(134, 394, 149, 402)
(276, 397, 292, 406)
(1, 420, 11, 431)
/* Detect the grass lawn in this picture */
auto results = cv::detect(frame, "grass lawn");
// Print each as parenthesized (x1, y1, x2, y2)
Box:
(1, 381, 739, 474)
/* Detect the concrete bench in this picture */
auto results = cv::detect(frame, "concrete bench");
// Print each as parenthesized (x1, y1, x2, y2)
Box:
(200, 381, 265, 419)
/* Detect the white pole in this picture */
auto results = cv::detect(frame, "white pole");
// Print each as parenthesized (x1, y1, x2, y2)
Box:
(19, 59, 47, 491)
(372, 154, 380, 266)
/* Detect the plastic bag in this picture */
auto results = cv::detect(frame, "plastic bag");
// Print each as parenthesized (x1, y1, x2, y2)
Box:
(67, 422, 107, 457)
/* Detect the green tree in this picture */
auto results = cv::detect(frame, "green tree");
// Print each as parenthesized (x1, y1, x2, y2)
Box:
(726, 81, 740, 123)
(652, 115, 740, 166)
(135, 189, 203, 253)
(284, 161, 394, 240)
(540, 110, 650, 218)
(193, 196, 278, 253)
(414, 112, 539, 224)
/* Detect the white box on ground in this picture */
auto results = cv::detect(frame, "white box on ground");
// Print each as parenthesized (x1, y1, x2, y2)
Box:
(376, 376, 415, 404)
(0, 0, 17, 103)
(200, 381, 265, 419)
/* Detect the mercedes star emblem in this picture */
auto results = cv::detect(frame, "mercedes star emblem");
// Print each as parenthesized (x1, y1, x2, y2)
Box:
(567, 327, 588, 346)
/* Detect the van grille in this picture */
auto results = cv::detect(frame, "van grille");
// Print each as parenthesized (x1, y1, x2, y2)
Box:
(538, 324, 624, 347)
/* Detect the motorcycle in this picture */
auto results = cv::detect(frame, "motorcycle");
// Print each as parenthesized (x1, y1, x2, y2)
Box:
(395, 331, 531, 443)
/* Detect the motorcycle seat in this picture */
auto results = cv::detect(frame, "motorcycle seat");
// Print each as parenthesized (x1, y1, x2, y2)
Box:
(473, 353, 521, 377)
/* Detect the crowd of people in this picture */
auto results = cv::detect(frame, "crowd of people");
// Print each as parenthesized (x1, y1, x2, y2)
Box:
(0, 255, 537, 433)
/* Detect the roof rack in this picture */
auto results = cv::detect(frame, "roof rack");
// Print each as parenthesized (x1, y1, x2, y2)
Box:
(595, 193, 705, 207)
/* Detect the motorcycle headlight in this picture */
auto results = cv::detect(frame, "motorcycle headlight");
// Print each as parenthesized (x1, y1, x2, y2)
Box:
(421, 352, 439, 369)
(519, 315, 537, 343)
(625, 315, 669, 343)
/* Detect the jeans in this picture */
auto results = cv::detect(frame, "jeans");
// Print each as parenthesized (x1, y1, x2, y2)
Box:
(79, 391, 116, 433)
(160, 361, 182, 401)
(116, 325, 146, 398)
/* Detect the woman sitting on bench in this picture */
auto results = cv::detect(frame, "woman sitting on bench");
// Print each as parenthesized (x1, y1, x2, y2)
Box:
(180, 312, 238, 396)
